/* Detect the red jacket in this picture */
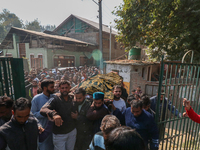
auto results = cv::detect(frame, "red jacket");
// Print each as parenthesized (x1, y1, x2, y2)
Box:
(186, 107, 200, 123)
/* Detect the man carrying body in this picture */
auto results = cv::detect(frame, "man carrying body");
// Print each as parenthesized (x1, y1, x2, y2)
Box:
(71, 88, 93, 150)
(112, 85, 126, 113)
(115, 99, 159, 150)
(0, 97, 53, 150)
(40, 80, 76, 150)
(87, 92, 109, 134)
(31, 79, 55, 150)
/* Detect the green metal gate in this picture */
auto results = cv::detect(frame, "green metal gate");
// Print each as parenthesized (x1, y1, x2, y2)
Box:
(157, 56, 200, 150)
(0, 57, 25, 100)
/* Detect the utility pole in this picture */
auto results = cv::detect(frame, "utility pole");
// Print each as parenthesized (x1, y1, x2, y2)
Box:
(98, 0, 103, 70)
(109, 26, 112, 60)
(87, 0, 103, 70)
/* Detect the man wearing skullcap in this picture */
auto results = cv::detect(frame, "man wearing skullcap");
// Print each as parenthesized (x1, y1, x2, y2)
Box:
(87, 92, 109, 134)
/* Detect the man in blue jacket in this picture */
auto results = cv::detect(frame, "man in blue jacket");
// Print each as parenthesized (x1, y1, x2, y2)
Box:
(31, 79, 55, 150)
(114, 99, 159, 150)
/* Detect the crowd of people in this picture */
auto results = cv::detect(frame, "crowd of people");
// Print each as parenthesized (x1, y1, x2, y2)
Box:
(0, 65, 198, 150)
(24, 66, 100, 101)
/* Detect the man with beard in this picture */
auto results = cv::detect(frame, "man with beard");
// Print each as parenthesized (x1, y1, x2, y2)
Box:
(0, 97, 54, 150)
(115, 100, 159, 150)
(112, 85, 126, 113)
(87, 92, 109, 134)
(71, 88, 93, 150)
(31, 79, 55, 150)
(40, 80, 76, 150)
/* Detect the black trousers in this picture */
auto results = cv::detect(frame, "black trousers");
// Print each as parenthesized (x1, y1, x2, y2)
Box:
(74, 134, 93, 150)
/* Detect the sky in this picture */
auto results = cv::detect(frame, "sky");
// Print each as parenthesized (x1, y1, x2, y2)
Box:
(0, 0, 123, 28)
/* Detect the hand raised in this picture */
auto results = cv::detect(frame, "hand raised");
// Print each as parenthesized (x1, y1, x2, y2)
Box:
(183, 98, 191, 110)
(182, 112, 188, 117)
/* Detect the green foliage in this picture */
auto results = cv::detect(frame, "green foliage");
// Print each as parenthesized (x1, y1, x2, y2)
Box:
(40, 25, 56, 32)
(0, 24, 6, 42)
(113, 0, 200, 61)
(0, 9, 23, 30)
(0, 9, 56, 43)
(0, 9, 23, 42)
(24, 19, 56, 32)
(25, 19, 41, 32)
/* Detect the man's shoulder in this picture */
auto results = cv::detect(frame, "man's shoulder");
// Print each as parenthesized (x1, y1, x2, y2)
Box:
(84, 99, 92, 106)
(113, 98, 125, 104)
(124, 107, 131, 114)
(142, 110, 155, 121)
(47, 95, 61, 104)
(27, 115, 38, 124)
(95, 131, 103, 137)
(93, 131, 104, 142)
(126, 107, 131, 111)
(150, 95, 157, 101)
(102, 104, 109, 110)
(119, 98, 126, 104)
(0, 120, 12, 130)
(32, 93, 44, 101)
(68, 95, 74, 101)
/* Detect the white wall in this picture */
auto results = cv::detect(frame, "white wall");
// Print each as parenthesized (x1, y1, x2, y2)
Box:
(106, 63, 131, 82)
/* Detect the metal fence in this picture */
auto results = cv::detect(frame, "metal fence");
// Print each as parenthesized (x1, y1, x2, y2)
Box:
(157, 57, 200, 149)
(0, 57, 25, 100)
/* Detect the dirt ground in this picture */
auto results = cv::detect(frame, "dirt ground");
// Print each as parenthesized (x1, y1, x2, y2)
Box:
(159, 127, 199, 150)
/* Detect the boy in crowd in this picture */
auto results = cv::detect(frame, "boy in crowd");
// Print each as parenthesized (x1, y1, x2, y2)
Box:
(89, 115, 121, 150)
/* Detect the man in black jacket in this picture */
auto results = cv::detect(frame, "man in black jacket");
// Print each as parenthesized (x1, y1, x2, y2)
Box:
(86, 92, 109, 134)
(0, 97, 53, 150)
(40, 80, 76, 150)
(71, 88, 93, 150)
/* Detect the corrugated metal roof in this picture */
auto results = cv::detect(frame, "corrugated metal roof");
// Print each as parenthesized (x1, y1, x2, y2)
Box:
(10, 27, 95, 45)
(54, 14, 118, 35)
(104, 59, 159, 65)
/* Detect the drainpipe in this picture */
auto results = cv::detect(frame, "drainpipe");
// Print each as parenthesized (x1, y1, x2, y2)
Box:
(12, 34, 18, 58)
